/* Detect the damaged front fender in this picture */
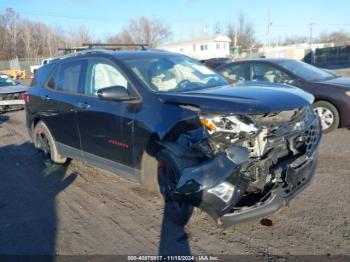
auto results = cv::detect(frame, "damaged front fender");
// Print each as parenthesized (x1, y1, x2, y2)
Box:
(174, 147, 251, 218)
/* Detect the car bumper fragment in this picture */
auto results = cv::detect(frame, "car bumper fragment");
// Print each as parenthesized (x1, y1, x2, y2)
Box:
(220, 154, 318, 228)
(0, 99, 25, 106)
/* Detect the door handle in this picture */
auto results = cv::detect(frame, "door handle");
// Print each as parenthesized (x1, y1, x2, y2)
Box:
(40, 95, 51, 101)
(77, 102, 90, 110)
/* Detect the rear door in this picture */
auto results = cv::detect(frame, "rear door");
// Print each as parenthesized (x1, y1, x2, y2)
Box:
(37, 59, 86, 149)
(76, 57, 136, 169)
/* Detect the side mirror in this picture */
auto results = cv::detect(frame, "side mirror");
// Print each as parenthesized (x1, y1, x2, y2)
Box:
(15, 80, 21, 85)
(97, 86, 136, 101)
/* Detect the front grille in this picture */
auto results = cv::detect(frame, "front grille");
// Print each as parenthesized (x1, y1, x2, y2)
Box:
(303, 118, 321, 157)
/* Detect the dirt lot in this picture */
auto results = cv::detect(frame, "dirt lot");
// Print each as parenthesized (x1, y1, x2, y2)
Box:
(0, 110, 349, 258)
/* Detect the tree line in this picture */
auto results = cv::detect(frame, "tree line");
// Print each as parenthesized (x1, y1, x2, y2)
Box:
(1, 7, 350, 60)
(0, 8, 94, 59)
(0, 8, 172, 60)
(283, 31, 350, 46)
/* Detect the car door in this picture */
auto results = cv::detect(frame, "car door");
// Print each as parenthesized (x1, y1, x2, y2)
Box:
(76, 57, 136, 171)
(38, 59, 86, 150)
(249, 62, 298, 86)
(216, 63, 249, 83)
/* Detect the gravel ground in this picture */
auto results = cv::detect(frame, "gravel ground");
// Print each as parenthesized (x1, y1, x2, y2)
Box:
(0, 110, 349, 258)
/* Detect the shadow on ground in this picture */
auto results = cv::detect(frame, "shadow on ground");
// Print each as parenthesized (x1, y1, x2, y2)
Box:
(0, 114, 9, 124)
(0, 142, 194, 258)
(159, 204, 192, 257)
(0, 142, 76, 256)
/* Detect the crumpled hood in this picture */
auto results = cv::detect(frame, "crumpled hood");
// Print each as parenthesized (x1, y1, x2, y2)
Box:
(0, 85, 28, 94)
(157, 84, 314, 114)
(317, 76, 350, 89)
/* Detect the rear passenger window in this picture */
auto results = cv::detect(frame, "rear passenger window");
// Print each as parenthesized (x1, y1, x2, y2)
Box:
(47, 61, 83, 93)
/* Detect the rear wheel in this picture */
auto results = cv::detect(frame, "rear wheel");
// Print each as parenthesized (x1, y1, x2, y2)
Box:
(157, 149, 198, 226)
(313, 101, 339, 133)
(33, 121, 67, 164)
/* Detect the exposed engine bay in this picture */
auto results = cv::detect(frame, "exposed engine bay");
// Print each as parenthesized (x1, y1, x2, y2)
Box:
(168, 106, 322, 226)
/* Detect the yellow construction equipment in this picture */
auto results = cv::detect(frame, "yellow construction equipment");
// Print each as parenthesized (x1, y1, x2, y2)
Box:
(0, 70, 26, 79)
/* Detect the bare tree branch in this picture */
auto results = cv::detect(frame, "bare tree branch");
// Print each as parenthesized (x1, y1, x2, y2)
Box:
(108, 17, 171, 48)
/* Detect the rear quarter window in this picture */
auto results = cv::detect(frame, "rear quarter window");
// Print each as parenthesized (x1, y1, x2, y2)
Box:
(31, 63, 56, 87)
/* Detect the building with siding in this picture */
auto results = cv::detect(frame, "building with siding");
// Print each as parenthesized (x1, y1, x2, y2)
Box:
(158, 34, 232, 60)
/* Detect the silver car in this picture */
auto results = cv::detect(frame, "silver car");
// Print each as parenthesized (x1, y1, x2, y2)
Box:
(0, 74, 28, 112)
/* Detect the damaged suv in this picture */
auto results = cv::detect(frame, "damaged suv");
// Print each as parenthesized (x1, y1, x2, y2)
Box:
(26, 50, 321, 227)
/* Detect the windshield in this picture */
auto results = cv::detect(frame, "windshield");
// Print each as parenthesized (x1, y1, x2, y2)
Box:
(122, 55, 228, 92)
(0, 75, 15, 87)
(275, 60, 337, 82)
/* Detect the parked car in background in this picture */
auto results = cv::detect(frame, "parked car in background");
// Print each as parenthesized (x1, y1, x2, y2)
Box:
(0, 74, 28, 113)
(200, 57, 231, 69)
(30, 58, 52, 75)
(216, 58, 350, 133)
(26, 49, 321, 227)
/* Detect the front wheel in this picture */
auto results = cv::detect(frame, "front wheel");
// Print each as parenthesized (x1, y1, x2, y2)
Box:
(313, 101, 339, 133)
(157, 149, 198, 226)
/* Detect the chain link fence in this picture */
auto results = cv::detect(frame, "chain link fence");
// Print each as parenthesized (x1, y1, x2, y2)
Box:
(0, 58, 44, 73)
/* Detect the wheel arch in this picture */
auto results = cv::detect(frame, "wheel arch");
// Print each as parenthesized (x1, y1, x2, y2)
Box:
(140, 118, 203, 191)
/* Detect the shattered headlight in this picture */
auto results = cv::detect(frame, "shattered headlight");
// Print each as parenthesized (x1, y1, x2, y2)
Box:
(200, 114, 259, 136)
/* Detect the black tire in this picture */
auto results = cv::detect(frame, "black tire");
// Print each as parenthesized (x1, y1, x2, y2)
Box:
(157, 149, 198, 226)
(313, 101, 339, 133)
(33, 121, 67, 164)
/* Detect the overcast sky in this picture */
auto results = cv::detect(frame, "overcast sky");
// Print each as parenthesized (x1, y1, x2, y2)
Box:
(1, 0, 350, 44)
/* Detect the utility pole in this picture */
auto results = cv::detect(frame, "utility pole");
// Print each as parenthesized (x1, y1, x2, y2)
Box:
(234, 24, 237, 48)
(309, 22, 314, 47)
(309, 22, 315, 64)
(267, 9, 272, 49)
(203, 24, 208, 36)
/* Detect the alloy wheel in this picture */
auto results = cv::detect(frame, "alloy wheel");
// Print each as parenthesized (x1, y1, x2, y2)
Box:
(314, 106, 334, 130)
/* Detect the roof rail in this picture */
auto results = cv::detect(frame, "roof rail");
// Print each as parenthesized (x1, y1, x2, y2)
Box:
(82, 43, 148, 50)
(52, 48, 111, 62)
(58, 43, 148, 55)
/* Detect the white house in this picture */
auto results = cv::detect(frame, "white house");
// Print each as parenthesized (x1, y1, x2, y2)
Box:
(158, 34, 232, 60)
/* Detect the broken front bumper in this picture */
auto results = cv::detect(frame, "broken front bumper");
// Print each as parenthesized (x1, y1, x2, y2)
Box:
(220, 153, 318, 228)
(174, 115, 321, 227)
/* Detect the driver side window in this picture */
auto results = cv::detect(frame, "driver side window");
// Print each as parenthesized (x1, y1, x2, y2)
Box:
(86, 59, 129, 96)
(250, 63, 296, 85)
